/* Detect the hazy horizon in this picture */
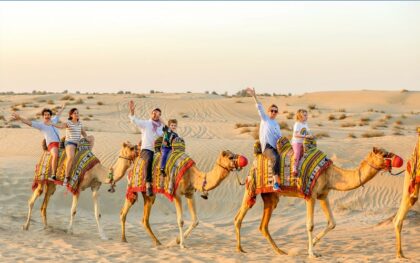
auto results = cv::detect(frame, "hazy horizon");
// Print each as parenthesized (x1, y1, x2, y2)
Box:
(1, 1, 419, 94)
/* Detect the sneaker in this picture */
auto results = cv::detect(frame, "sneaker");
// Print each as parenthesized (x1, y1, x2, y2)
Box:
(160, 169, 166, 177)
(146, 185, 153, 197)
(48, 175, 57, 181)
(273, 182, 281, 191)
(63, 178, 68, 187)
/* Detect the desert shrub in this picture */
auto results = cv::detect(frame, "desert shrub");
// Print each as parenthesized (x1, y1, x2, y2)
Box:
(97, 101, 104, 105)
(341, 122, 356, 128)
(61, 95, 75, 101)
(400, 114, 407, 119)
(251, 129, 259, 139)
(235, 100, 244, 103)
(82, 117, 91, 121)
(328, 114, 336, 121)
(360, 117, 371, 122)
(394, 120, 403, 125)
(88, 114, 93, 117)
(338, 114, 347, 120)
(317, 123, 323, 127)
(337, 108, 346, 112)
(73, 98, 84, 105)
(348, 133, 357, 138)
(286, 112, 295, 120)
(367, 108, 374, 112)
(37, 98, 46, 103)
(86, 106, 90, 110)
(0, 115, 5, 121)
(384, 114, 392, 120)
(308, 104, 317, 110)
(235, 123, 257, 129)
(315, 132, 330, 138)
(240, 127, 251, 134)
(361, 131, 385, 138)
(393, 131, 404, 136)
(87, 96, 94, 99)
(279, 121, 291, 131)
(282, 110, 288, 114)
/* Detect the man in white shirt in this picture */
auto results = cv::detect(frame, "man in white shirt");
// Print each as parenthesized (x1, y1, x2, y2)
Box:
(128, 100, 164, 196)
(246, 87, 282, 191)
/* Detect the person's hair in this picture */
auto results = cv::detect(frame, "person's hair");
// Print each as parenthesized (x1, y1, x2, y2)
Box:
(41, 108, 53, 116)
(268, 104, 278, 111)
(296, 109, 308, 122)
(152, 108, 162, 114)
(168, 119, 178, 126)
(68, 108, 79, 121)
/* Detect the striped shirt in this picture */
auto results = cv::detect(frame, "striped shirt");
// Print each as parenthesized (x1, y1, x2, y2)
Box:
(66, 120, 83, 143)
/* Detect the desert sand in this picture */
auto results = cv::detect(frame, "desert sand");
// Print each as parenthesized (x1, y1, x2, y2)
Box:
(0, 90, 419, 262)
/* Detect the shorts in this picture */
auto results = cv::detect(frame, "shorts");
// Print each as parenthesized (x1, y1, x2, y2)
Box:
(65, 141, 78, 148)
(48, 142, 59, 152)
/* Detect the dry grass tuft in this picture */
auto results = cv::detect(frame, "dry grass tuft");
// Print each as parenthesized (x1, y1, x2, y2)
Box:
(361, 131, 385, 138)
(328, 114, 336, 121)
(338, 113, 347, 120)
(61, 95, 75, 101)
(235, 123, 257, 129)
(337, 108, 346, 112)
(279, 121, 291, 131)
(341, 122, 356, 128)
(308, 104, 317, 110)
(348, 133, 357, 138)
(97, 101, 104, 106)
(239, 127, 251, 134)
(394, 120, 403, 125)
(286, 112, 295, 120)
(315, 132, 330, 139)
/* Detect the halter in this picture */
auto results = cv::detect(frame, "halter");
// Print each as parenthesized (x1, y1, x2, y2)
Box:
(358, 155, 392, 187)
(118, 155, 134, 163)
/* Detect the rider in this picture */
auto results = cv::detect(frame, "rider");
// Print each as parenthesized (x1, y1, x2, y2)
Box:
(128, 100, 164, 196)
(11, 104, 65, 181)
(246, 87, 282, 191)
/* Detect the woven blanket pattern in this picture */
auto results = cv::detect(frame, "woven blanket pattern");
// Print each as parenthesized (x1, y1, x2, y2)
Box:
(127, 148, 194, 202)
(67, 150, 99, 194)
(246, 147, 332, 207)
(407, 137, 420, 194)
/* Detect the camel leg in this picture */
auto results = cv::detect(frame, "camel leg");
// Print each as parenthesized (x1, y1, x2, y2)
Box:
(92, 187, 107, 240)
(120, 197, 135, 243)
(234, 191, 252, 253)
(142, 195, 161, 246)
(306, 198, 319, 258)
(313, 197, 336, 246)
(40, 183, 56, 229)
(67, 193, 80, 234)
(176, 195, 199, 244)
(23, 185, 43, 230)
(173, 195, 185, 249)
(394, 194, 412, 259)
(260, 193, 286, 255)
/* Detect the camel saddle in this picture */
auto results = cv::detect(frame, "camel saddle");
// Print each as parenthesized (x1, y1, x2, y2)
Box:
(247, 137, 332, 206)
(33, 138, 99, 194)
(126, 137, 195, 202)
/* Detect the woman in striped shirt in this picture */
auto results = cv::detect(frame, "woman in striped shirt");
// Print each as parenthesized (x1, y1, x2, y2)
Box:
(54, 108, 88, 186)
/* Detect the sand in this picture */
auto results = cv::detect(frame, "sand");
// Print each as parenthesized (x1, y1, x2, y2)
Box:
(0, 90, 419, 262)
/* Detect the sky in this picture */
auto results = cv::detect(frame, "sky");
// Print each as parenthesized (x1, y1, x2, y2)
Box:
(0, 1, 419, 95)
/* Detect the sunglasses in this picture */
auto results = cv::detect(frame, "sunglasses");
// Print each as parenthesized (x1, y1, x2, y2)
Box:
(270, 109, 278, 113)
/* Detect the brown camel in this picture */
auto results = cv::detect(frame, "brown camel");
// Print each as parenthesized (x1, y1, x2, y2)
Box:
(23, 142, 137, 240)
(115, 149, 247, 248)
(394, 128, 420, 259)
(234, 147, 399, 258)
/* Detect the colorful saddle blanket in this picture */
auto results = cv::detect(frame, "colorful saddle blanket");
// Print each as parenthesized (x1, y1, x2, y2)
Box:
(33, 139, 99, 194)
(407, 136, 420, 194)
(246, 138, 332, 207)
(127, 137, 194, 202)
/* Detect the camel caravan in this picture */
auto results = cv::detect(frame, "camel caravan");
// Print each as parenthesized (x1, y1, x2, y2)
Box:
(10, 94, 419, 259)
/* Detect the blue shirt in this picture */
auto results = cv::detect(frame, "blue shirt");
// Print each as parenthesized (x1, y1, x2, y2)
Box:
(256, 103, 282, 151)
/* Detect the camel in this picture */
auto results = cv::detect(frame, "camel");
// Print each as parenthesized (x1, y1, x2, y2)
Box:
(116, 148, 248, 248)
(23, 142, 137, 240)
(394, 128, 420, 259)
(234, 147, 400, 258)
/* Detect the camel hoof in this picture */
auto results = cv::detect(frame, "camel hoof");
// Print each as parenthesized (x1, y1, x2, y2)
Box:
(22, 224, 29, 231)
(122, 237, 127, 243)
(308, 252, 321, 258)
(154, 241, 162, 246)
(397, 253, 408, 259)
(237, 247, 247, 253)
(176, 237, 180, 244)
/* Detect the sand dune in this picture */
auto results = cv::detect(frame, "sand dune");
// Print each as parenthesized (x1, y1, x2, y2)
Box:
(0, 90, 419, 262)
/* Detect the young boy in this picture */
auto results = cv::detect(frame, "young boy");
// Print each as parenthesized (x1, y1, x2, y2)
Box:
(160, 119, 179, 176)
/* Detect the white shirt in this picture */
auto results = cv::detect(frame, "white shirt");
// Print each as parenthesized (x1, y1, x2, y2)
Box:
(129, 114, 164, 151)
(65, 120, 83, 143)
(31, 116, 60, 146)
(292, 121, 310, 144)
(256, 103, 282, 151)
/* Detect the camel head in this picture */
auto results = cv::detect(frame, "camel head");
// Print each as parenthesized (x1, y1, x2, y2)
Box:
(368, 147, 403, 173)
(109, 141, 139, 189)
(217, 150, 248, 172)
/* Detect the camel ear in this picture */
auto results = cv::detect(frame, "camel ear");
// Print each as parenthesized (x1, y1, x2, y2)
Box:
(372, 147, 378, 154)
(123, 142, 127, 147)
(221, 150, 228, 157)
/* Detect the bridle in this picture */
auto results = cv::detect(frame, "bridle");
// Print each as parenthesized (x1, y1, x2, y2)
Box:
(358, 151, 395, 187)
(202, 154, 242, 193)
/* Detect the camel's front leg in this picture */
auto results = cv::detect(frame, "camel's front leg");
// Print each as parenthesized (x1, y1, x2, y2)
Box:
(23, 185, 43, 230)
(67, 193, 80, 234)
(306, 198, 319, 258)
(40, 183, 56, 229)
(260, 194, 286, 255)
(142, 195, 161, 246)
(92, 188, 107, 240)
(173, 196, 185, 249)
(234, 191, 252, 253)
(313, 197, 336, 246)
(394, 193, 412, 259)
(176, 195, 199, 244)
(120, 197, 135, 243)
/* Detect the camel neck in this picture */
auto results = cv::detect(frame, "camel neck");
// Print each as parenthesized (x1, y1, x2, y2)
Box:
(190, 161, 231, 192)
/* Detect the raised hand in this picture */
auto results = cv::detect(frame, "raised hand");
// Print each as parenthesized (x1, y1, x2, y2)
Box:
(10, 112, 20, 121)
(245, 87, 256, 97)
